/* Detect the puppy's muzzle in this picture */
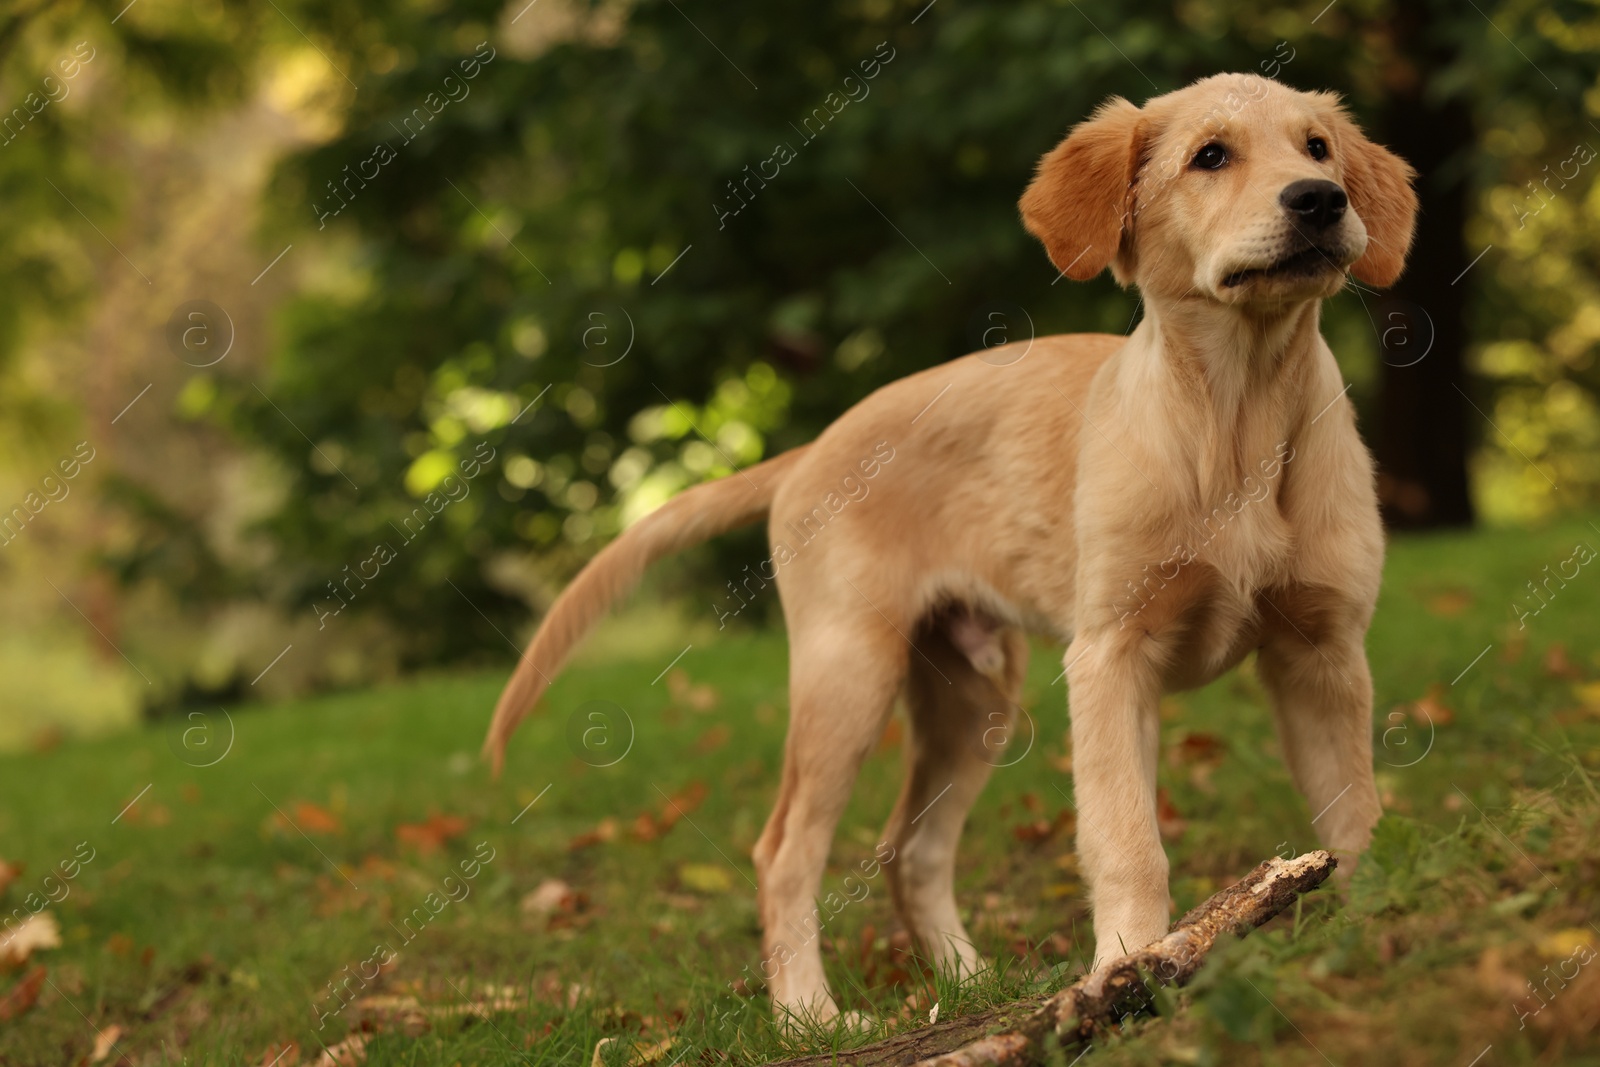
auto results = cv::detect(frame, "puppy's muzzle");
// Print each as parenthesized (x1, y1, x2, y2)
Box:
(1279, 178, 1347, 231)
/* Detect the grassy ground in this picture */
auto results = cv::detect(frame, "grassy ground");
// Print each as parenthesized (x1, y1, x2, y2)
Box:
(3, 514, 1600, 1066)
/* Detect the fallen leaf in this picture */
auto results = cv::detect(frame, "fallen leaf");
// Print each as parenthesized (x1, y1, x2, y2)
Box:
(1475, 946, 1525, 1000)
(1174, 732, 1225, 764)
(1543, 643, 1584, 681)
(395, 813, 469, 854)
(679, 863, 732, 893)
(1537, 927, 1596, 960)
(351, 994, 431, 1037)
(1412, 684, 1455, 726)
(666, 671, 720, 712)
(0, 965, 45, 1021)
(1012, 808, 1073, 844)
(283, 802, 340, 835)
(355, 856, 398, 882)
(0, 857, 19, 896)
(877, 718, 903, 752)
(90, 1024, 125, 1063)
(694, 724, 731, 754)
(313, 1033, 367, 1067)
(656, 781, 708, 827)
(1425, 589, 1473, 617)
(568, 818, 620, 851)
(0, 912, 60, 967)
(1156, 788, 1187, 843)
(592, 1036, 675, 1067)
(521, 879, 579, 916)
(1020, 792, 1042, 814)
(259, 1043, 300, 1067)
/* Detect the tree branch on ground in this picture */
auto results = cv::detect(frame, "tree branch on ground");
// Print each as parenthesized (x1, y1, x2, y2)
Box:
(764, 850, 1337, 1067)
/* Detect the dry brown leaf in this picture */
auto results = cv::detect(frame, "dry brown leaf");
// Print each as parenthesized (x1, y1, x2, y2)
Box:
(1412, 684, 1455, 725)
(591, 1036, 678, 1067)
(1174, 732, 1225, 764)
(1012, 809, 1072, 845)
(0, 912, 60, 967)
(90, 1023, 125, 1063)
(1542, 643, 1585, 680)
(0, 965, 45, 1021)
(655, 782, 707, 828)
(313, 1033, 368, 1067)
(666, 670, 720, 711)
(259, 1042, 301, 1067)
(521, 879, 578, 916)
(876, 718, 903, 751)
(1500, 636, 1527, 666)
(395, 813, 469, 854)
(568, 817, 620, 851)
(274, 802, 340, 835)
(693, 724, 731, 754)
(1425, 589, 1473, 617)
(1156, 788, 1187, 843)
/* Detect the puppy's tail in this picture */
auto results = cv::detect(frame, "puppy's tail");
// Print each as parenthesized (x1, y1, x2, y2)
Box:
(482, 445, 807, 775)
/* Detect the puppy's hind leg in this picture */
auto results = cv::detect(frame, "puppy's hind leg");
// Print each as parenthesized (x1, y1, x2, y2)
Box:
(883, 623, 1028, 979)
(751, 614, 906, 1033)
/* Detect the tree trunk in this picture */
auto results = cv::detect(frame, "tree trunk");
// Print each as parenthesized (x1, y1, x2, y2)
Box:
(1371, 8, 1477, 529)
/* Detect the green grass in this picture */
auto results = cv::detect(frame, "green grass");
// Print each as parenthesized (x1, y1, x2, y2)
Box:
(4, 514, 1600, 1066)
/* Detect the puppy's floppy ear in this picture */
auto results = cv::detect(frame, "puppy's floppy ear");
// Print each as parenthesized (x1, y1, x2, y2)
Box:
(1020, 97, 1144, 281)
(1324, 104, 1418, 288)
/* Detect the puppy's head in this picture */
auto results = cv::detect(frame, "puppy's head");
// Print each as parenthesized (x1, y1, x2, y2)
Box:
(1021, 74, 1417, 305)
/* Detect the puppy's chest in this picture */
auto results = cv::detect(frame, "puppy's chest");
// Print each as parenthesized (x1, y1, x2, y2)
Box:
(1180, 483, 1295, 591)
(1151, 491, 1295, 685)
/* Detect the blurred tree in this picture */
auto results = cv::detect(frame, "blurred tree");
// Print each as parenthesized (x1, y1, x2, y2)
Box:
(7, 0, 1600, 706)
(229, 0, 1600, 666)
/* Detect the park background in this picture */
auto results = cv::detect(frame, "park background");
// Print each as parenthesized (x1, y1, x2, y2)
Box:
(2, 1, 1600, 1065)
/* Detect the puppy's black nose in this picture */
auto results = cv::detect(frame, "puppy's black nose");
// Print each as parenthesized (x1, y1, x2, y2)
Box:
(1279, 179, 1348, 229)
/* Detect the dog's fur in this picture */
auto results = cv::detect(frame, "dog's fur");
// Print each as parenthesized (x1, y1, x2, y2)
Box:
(484, 73, 1417, 1027)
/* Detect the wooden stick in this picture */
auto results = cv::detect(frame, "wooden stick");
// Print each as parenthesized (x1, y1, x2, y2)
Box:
(764, 850, 1336, 1067)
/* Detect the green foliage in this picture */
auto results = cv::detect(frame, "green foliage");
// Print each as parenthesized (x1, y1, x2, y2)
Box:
(1185, 935, 1287, 1045)
(5, 0, 1600, 693)
(209, 0, 1600, 665)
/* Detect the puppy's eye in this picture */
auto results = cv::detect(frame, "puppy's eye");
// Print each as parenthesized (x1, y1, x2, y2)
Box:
(1308, 137, 1328, 161)
(1191, 143, 1228, 170)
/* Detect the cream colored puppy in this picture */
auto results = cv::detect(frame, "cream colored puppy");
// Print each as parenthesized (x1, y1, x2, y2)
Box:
(484, 73, 1417, 1028)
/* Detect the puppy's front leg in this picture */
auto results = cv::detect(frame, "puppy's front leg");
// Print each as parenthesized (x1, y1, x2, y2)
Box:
(1064, 635, 1170, 965)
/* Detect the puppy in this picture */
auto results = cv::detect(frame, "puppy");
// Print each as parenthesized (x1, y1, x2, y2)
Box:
(484, 72, 1416, 1028)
